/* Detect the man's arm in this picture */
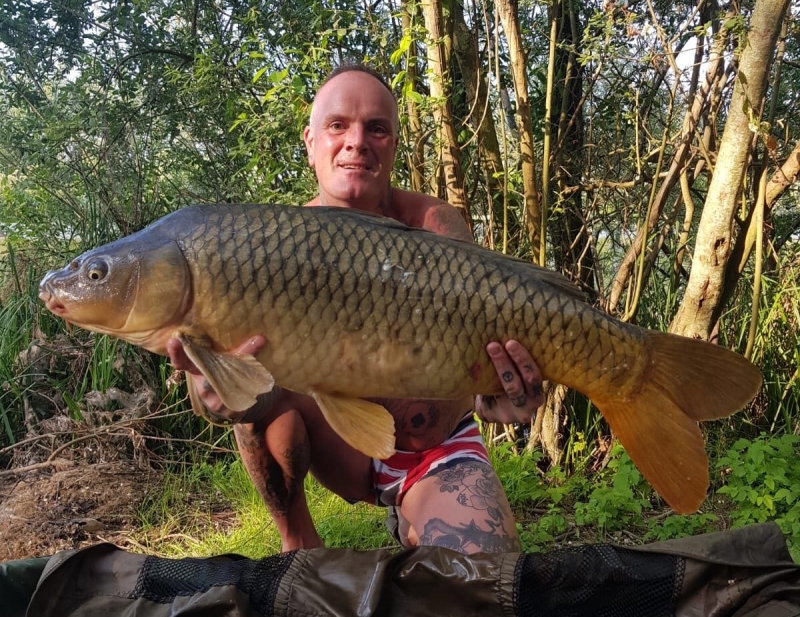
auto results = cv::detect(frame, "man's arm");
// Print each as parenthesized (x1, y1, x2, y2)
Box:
(419, 202, 475, 242)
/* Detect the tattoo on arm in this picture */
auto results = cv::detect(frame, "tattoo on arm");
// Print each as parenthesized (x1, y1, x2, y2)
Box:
(425, 205, 474, 242)
(235, 425, 310, 520)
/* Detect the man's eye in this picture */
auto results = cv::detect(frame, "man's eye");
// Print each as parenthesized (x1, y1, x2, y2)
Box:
(371, 126, 389, 136)
(329, 122, 345, 131)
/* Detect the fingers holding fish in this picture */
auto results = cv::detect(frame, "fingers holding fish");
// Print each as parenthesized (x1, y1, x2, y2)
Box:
(165, 337, 198, 374)
(505, 340, 545, 406)
(167, 337, 225, 415)
(476, 341, 544, 424)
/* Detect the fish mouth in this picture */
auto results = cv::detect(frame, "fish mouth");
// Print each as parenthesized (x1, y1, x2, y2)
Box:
(38, 288, 69, 317)
(39, 275, 70, 317)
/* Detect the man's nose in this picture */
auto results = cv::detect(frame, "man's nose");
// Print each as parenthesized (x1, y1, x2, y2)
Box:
(344, 125, 367, 149)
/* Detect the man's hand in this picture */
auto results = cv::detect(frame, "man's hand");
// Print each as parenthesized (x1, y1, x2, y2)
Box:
(476, 340, 544, 424)
(166, 334, 267, 417)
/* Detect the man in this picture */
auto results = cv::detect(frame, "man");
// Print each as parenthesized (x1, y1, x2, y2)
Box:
(168, 64, 544, 554)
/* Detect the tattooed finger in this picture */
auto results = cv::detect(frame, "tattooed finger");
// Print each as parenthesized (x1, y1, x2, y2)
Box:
(511, 394, 527, 408)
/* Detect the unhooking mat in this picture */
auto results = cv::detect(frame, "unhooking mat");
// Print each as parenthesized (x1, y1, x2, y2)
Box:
(1, 522, 799, 616)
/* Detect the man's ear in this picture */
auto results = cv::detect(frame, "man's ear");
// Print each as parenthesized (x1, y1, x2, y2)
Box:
(303, 125, 315, 166)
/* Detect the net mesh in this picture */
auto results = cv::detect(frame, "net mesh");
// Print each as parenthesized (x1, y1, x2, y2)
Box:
(514, 544, 684, 617)
(131, 550, 295, 615)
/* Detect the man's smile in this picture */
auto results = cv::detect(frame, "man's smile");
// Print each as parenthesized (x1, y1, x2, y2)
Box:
(338, 162, 372, 170)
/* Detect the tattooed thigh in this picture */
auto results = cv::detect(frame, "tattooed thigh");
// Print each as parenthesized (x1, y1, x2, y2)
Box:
(399, 460, 521, 554)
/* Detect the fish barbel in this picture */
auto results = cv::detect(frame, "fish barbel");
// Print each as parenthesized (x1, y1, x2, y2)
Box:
(39, 204, 762, 513)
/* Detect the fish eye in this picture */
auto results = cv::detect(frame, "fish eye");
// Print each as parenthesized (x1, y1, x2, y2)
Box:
(86, 260, 109, 281)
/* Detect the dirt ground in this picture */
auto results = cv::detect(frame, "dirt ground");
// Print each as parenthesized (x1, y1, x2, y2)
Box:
(0, 461, 160, 561)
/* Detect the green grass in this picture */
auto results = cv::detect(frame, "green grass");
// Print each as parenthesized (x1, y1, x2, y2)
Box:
(129, 438, 800, 561)
(134, 458, 394, 558)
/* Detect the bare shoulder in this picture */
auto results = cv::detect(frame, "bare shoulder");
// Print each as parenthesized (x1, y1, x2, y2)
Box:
(392, 189, 474, 242)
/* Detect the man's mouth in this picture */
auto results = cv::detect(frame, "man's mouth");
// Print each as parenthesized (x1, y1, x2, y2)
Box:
(339, 162, 371, 171)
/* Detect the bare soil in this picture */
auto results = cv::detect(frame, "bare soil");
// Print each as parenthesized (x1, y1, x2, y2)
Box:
(0, 461, 160, 561)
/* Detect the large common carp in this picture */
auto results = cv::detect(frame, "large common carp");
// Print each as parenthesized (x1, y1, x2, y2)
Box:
(39, 203, 761, 513)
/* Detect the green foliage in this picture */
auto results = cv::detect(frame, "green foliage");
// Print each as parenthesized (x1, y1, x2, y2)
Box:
(643, 513, 719, 542)
(518, 510, 570, 553)
(137, 462, 238, 533)
(716, 434, 800, 551)
(138, 460, 392, 558)
(490, 442, 549, 503)
(744, 268, 800, 432)
(573, 446, 653, 534)
(0, 295, 32, 444)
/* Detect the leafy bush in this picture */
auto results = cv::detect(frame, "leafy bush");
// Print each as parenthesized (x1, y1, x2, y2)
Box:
(573, 446, 652, 534)
(716, 434, 800, 553)
(518, 510, 570, 553)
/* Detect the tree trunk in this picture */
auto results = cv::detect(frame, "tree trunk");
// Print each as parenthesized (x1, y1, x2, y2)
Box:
(451, 1, 511, 240)
(671, 0, 791, 339)
(549, 0, 595, 293)
(526, 381, 565, 463)
(399, 1, 426, 193)
(420, 0, 470, 221)
(607, 5, 729, 312)
(494, 0, 541, 257)
(766, 139, 800, 207)
(724, 13, 791, 286)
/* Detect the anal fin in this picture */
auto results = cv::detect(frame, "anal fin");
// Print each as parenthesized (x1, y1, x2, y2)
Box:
(310, 391, 396, 460)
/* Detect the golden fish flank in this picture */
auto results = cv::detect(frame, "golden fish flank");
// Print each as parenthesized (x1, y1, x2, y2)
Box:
(39, 203, 763, 514)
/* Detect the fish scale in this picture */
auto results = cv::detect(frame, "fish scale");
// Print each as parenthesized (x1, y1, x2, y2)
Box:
(39, 203, 762, 513)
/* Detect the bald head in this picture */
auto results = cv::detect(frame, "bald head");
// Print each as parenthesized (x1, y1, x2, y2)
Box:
(309, 67, 399, 134)
(303, 65, 400, 210)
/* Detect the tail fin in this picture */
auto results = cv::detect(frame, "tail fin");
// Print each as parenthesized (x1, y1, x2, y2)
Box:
(594, 332, 762, 514)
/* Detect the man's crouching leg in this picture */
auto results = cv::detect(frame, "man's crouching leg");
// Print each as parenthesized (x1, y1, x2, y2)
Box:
(396, 459, 520, 554)
(233, 409, 323, 552)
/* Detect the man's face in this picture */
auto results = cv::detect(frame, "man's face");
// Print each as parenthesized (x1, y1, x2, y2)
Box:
(304, 71, 399, 209)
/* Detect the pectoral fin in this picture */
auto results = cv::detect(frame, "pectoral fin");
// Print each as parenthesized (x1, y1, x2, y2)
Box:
(310, 391, 396, 460)
(177, 333, 274, 412)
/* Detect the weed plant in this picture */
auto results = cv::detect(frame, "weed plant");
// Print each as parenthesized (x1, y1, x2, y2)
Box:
(573, 448, 652, 535)
(716, 434, 800, 560)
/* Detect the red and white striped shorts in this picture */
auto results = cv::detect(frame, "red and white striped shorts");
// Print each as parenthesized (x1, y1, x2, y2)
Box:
(372, 412, 490, 508)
